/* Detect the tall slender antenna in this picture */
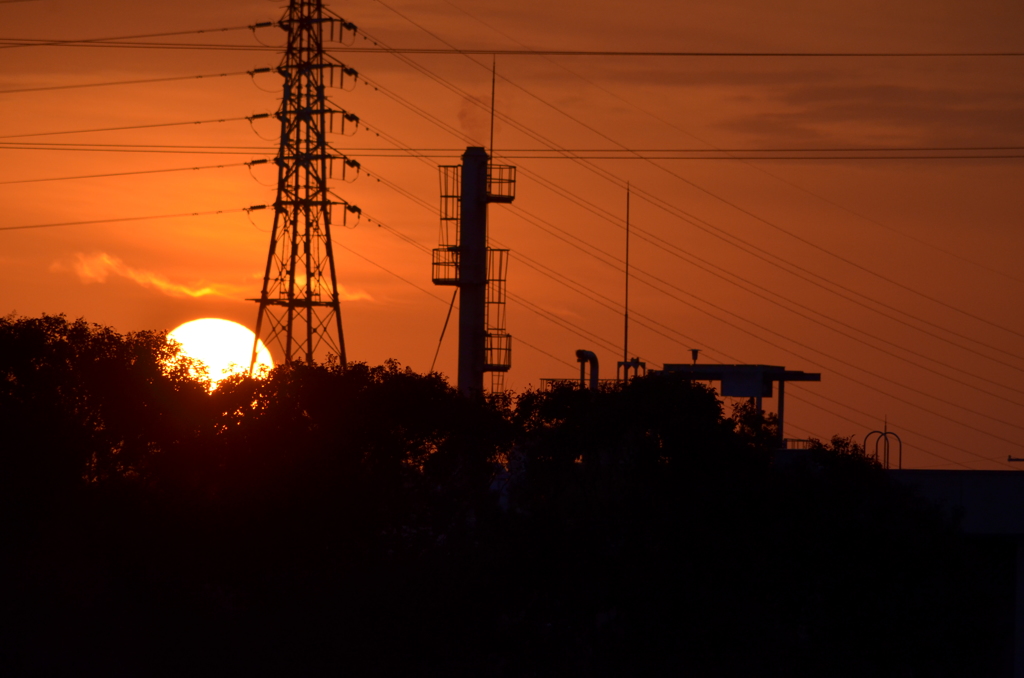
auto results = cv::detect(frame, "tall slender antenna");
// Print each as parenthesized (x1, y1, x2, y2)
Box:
(624, 182, 630, 368)
(489, 55, 497, 157)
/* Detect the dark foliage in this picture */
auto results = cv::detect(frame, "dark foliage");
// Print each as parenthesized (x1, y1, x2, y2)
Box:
(0, 315, 1010, 676)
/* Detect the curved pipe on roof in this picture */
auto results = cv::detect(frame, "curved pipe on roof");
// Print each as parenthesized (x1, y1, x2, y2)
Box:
(576, 349, 599, 390)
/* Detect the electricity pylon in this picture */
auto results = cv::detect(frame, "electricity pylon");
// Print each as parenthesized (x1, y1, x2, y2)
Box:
(251, 0, 359, 370)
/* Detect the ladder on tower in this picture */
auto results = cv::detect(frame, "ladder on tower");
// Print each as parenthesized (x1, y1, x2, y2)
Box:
(431, 150, 516, 394)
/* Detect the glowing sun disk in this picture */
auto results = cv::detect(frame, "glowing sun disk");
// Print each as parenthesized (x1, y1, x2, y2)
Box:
(168, 318, 274, 389)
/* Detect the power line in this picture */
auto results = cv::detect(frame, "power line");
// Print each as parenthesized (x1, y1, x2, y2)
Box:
(311, 146, 1024, 153)
(0, 114, 269, 139)
(0, 39, 270, 49)
(0, 143, 276, 155)
(0, 23, 272, 50)
(472, 54, 1024, 342)
(0, 206, 265, 232)
(503, 190, 1024, 401)
(465, 154, 1024, 160)
(0, 69, 268, 94)
(494, 180, 1024, 398)
(0, 159, 264, 185)
(0, 141, 272, 149)
(333, 219, 577, 371)
(333, 46, 1024, 58)
(349, 23, 1024, 365)
(347, 161, 710, 364)
(0, 39, 277, 51)
(5, 32, 1022, 58)
(507, 291, 629, 359)
(346, 38, 1024, 379)
(354, 134, 1022, 462)
(348, 184, 641, 366)
(509, 183, 1024, 397)
(752, 162, 1024, 286)
(787, 391, 983, 470)
(352, 197, 642, 367)
(363, 7, 1024, 343)
(286, 151, 1024, 160)
(614, 262, 1024, 439)
(365, 175, 1021, 465)
(790, 388, 1020, 470)
(624, 163, 1024, 341)
(353, 151, 1024, 448)
(4, 3, 1011, 462)
(362, 57, 1024, 403)
(504, 152, 1024, 369)
(511, 159, 1024, 372)
(18, 2, 999, 458)
(503, 179, 1024, 436)
(510, 186, 1024, 434)
(8, 35, 1022, 58)
(440, 0, 1024, 289)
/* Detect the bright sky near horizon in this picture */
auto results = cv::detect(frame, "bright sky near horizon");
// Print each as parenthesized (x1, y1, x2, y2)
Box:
(1, 0, 1022, 469)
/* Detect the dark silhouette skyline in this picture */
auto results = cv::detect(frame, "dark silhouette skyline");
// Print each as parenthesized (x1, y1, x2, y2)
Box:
(0, 313, 1012, 675)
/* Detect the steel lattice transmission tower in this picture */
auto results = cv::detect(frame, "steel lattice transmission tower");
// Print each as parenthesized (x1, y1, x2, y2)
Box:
(251, 0, 359, 370)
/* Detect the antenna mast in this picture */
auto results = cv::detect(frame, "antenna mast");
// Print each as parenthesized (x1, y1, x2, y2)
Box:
(251, 0, 359, 369)
(624, 183, 630, 368)
(489, 55, 497, 157)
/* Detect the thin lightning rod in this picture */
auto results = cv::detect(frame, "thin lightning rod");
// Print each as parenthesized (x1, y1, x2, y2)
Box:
(489, 55, 496, 157)
(624, 182, 630, 370)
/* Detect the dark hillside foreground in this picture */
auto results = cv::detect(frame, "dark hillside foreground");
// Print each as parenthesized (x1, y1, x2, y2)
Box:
(0, 314, 1012, 676)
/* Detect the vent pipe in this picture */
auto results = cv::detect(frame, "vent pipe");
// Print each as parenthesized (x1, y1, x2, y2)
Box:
(576, 350, 599, 390)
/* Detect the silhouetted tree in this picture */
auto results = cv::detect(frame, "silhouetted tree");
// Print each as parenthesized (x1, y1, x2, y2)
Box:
(0, 315, 1009, 677)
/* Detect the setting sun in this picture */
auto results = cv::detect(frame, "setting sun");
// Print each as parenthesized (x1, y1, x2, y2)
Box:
(167, 318, 274, 388)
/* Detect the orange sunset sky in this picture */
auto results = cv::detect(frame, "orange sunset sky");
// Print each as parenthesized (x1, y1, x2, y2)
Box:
(1, 0, 1022, 469)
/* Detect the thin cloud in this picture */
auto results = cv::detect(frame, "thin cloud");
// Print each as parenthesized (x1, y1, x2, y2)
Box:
(52, 252, 373, 302)
(288, 272, 373, 302)
(54, 252, 240, 299)
(337, 285, 374, 302)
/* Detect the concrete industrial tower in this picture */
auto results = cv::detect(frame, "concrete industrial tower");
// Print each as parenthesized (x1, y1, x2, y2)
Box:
(251, 0, 359, 369)
(433, 147, 516, 396)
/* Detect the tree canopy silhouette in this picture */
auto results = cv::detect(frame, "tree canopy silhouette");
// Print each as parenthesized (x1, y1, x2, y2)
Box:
(0, 314, 1009, 677)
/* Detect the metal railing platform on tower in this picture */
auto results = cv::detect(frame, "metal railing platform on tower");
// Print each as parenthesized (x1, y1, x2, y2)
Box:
(431, 148, 516, 395)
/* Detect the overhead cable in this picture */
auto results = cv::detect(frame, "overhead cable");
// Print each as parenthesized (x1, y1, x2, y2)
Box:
(439, 0, 1024, 287)
(0, 159, 266, 185)
(350, 49, 1024, 374)
(360, 10, 1024, 342)
(0, 23, 273, 50)
(349, 27, 1024, 362)
(0, 69, 268, 94)
(333, 46, 1024, 58)
(350, 158, 1023, 445)
(0, 143, 276, 155)
(330, 226, 577, 371)
(0, 113, 270, 139)
(0, 205, 266, 232)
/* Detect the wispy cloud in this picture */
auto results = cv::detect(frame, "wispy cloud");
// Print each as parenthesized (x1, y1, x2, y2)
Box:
(52, 252, 373, 302)
(291, 272, 373, 301)
(337, 285, 373, 302)
(53, 252, 240, 299)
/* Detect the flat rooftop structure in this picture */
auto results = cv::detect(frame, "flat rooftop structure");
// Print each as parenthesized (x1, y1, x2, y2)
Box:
(658, 364, 821, 441)
(543, 361, 821, 442)
(658, 363, 820, 398)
